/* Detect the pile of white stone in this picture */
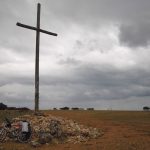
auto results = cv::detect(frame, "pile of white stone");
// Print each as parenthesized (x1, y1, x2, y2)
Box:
(12, 113, 103, 145)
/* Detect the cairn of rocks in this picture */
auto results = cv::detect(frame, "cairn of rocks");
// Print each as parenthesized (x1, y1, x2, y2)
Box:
(11, 113, 103, 146)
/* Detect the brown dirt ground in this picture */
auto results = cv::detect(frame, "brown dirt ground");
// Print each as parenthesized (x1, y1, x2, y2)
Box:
(1, 110, 150, 150)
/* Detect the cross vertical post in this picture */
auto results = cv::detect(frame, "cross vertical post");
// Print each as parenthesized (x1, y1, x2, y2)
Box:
(35, 3, 40, 112)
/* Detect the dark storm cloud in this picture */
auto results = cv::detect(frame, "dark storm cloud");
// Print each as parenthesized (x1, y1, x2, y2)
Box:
(73, 66, 150, 99)
(1, 0, 150, 53)
(36, 65, 150, 102)
(2, 62, 150, 101)
(45, 0, 150, 48)
(119, 23, 150, 48)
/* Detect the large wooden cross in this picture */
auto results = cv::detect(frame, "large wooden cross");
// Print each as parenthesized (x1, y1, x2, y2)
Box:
(16, 3, 57, 112)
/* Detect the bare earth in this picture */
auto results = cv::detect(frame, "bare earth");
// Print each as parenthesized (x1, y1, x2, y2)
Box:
(0, 110, 150, 150)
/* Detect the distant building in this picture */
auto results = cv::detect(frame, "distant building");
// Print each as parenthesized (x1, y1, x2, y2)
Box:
(0, 103, 7, 110)
(87, 108, 94, 111)
(72, 107, 79, 110)
(60, 107, 70, 110)
(72, 107, 84, 110)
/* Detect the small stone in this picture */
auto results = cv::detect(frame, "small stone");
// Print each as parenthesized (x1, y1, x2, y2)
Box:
(38, 132, 52, 144)
(30, 140, 41, 147)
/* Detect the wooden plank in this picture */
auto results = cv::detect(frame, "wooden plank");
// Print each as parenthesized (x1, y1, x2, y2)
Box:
(16, 22, 57, 36)
(35, 3, 40, 112)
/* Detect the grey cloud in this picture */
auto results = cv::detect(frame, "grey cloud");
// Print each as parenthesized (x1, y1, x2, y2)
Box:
(0, 76, 33, 87)
(119, 23, 150, 48)
(1, 0, 150, 53)
(0, 84, 34, 108)
(0, 63, 150, 109)
(44, 0, 150, 48)
(45, 0, 149, 22)
(0, 0, 39, 56)
(73, 40, 104, 53)
(1, 63, 149, 99)
(58, 57, 81, 66)
(39, 65, 150, 101)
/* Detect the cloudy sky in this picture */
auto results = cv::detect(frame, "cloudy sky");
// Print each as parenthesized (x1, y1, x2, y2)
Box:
(0, 0, 150, 110)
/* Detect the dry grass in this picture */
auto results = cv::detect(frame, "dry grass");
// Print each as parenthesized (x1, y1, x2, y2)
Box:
(0, 110, 32, 123)
(0, 110, 150, 150)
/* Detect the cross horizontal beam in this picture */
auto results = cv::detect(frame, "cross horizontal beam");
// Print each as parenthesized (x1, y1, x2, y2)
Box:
(16, 22, 57, 36)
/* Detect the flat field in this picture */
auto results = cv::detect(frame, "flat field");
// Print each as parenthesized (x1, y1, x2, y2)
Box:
(0, 110, 150, 150)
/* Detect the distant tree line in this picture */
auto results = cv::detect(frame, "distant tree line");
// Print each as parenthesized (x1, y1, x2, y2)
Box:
(54, 107, 94, 110)
(54, 106, 150, 111)
(143, 106, 150, 111)
(0, 103, 30, 110)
